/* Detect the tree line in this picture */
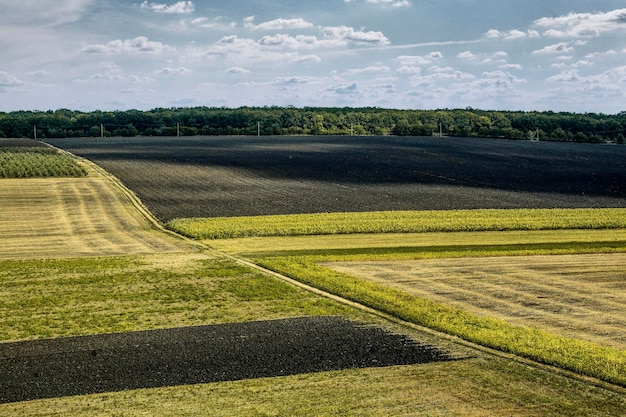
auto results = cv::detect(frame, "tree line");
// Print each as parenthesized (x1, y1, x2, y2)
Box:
(1, 107, 625, 144)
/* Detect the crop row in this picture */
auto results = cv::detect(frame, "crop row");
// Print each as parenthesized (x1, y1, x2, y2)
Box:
(166, 208, 626, 239)
(0, 147, 87, 178)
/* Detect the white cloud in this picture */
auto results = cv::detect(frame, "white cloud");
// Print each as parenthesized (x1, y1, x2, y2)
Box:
(500, 64, 522, 70)
(547, 66, 626, 86)
(226, 67, 251, 74)
(190, 17, 236, 30)
(77, 64, 153, 85)
(211, 25, 390, 57)
(0, 0, 92, 26)
(428, 65, 455, 73)
(327, 82, 359, 95)
(82, 36, 172, 54)
(485, 29, 540, 40)
(542, 66, 626, 114)
(140, 1, 195, 14)
(535, 8, 626, 38)
(258, 34, 320, 49)
(216, 35, 239, 45)
(506, 30, 527, 40)
(481, 70, 525, 83)
(322, 26, 390, 45)
(344, 65, 390, 75)
(366, 0, 412, 7)
(396, 65, 421, 74)
(457, 50, 508, 65)
(532, 42, 574, 55)
(289, 55, 322, 64)
(245, 17, 314, 31)
(409, 70, 474, 88)
(0, 71, 24, 88)
(396, 52, 441, 66)
(156, 67, 192, 75)
(457, 51, 478, 60)
(272, 76, 317, 85)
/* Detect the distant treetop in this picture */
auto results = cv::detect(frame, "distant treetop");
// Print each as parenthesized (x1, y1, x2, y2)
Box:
(0, 107, 624, 144)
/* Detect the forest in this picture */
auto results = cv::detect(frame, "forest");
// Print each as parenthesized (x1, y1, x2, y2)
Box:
(1, 107, 625, 143)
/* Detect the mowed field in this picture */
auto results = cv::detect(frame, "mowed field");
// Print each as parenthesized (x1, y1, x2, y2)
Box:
(46, 135, 626, 220)
(2, 136, 626, 415)
(0, 157, 195, 259)
(328, 253, 626, 350)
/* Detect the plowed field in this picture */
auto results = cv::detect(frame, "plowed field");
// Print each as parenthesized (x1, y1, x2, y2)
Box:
(45, 136, 626, 221)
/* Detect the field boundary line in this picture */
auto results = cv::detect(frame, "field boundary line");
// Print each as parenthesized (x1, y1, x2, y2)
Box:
(60, 150, 203, 248)
(217, 251, 626, 395)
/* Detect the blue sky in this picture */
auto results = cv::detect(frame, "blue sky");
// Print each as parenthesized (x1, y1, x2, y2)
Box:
(1, 0, 626, 113)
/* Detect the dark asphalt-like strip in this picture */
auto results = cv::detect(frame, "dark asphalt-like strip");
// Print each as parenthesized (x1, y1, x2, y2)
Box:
(0, 316, 454, 404)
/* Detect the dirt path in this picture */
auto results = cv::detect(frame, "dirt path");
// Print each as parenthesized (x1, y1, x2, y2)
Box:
(0, 160, 196, 260)
(327, 253, 626, 349)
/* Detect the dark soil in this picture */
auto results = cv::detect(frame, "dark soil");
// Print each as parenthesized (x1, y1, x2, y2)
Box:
(45, 135, 626, 221)
(1, 138, 49, 148)
(0, 316, 455, 404)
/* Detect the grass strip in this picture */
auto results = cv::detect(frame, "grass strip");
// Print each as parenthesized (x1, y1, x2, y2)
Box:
(0, 147, 87, 178)
(167, 208, 626, 239)
(244, 240, 626, 260)
(257, 254, 626, 387)
(0, 254, 351, 342)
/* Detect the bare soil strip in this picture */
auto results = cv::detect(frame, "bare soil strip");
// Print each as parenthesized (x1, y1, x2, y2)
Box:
(0, 316, 456, 404)
(0, 162, 195, 260)
(327, 253, 626, 349)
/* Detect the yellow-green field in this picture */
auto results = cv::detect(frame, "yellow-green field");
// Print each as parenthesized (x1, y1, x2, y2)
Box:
(1, 148, 625, 416)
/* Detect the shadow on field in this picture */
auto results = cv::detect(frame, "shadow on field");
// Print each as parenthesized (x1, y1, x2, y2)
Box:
(0, 316, 456, 404)
(45, 136, 626, 220)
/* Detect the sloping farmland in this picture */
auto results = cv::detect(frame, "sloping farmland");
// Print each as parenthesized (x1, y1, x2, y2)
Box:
(0, 159, 195, 260)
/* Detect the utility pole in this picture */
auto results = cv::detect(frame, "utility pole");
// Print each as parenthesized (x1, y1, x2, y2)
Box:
(33, 125, 37, 140)
(101, 124, 104, 138)
(257, 121, 261, 137)
(177, 123, 180, 137)
(530, 128, 540, 142)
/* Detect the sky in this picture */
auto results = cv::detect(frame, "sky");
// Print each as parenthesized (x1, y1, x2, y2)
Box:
(1, 0, 626, 113)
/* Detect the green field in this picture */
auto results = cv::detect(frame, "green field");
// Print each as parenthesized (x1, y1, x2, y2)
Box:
(0, 253, 355, 343)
